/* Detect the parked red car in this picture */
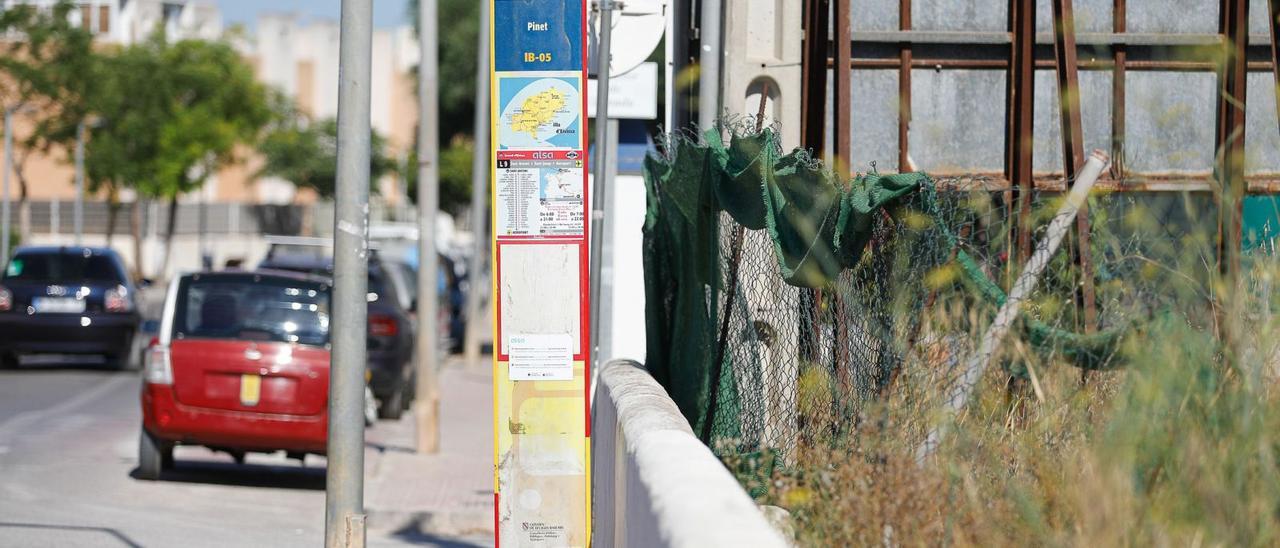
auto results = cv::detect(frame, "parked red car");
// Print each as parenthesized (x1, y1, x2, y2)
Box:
(138, 271, 332, 480)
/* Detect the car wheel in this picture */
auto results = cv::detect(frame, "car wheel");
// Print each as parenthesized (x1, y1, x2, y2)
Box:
(137, 430, 173, 480)
(0, 353, 18, 370)
(377, 384, 405, 420)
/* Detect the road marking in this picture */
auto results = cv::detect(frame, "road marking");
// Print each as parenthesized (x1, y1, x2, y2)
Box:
(0, 375, 131, 445)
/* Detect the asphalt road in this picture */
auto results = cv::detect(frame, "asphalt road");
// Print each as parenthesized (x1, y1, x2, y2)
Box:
(0, 364, 480, 548)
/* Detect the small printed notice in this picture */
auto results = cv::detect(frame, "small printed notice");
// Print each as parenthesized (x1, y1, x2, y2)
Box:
(496, 153, 585, 237)
(520, 521, 568, 545)
(508, 333, 574, 381)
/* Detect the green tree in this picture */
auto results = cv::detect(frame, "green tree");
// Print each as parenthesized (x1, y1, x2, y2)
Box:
(83, 35, 273, 277)
(0, 1, 97, 244)
(257, 112, 397, 199)
(403, 136, 476, 215)
(409, 0, 479, 142)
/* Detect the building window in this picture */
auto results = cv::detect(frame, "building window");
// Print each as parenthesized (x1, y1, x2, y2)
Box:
(76, 3, 110, 35)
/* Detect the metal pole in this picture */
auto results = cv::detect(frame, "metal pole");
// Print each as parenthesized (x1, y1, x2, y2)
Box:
(2, 109, 11, 266)
(414, 0, 441, 455)
(916, 150, 1109, 464)
(326, 0, 371, 546)
(74, 120, 85, 246)
(198, 190, 207, 268)
(697, 0, 721, 130)
(463, 0, 491, 369)
(588, 0, 614, 369)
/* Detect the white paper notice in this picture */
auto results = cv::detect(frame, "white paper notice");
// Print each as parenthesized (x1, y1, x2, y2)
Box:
(508, 334, 574, 381)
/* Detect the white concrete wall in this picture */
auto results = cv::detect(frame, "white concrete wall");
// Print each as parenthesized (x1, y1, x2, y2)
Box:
(592, 360, 788, 548)
(595, 173, 648, 365)
(721, 0, 802, 149)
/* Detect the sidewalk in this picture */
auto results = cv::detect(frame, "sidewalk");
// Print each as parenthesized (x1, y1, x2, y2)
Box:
(364, 355, 495, 546)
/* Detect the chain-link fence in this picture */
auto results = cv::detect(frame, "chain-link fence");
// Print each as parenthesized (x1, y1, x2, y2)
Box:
(641, 128, 1243, 492)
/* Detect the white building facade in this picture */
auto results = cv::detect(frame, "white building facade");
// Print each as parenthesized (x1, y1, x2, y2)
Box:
(3, 0, 221, 44)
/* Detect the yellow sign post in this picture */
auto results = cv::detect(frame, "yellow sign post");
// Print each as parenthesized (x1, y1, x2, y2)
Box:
(490, 1, 591, 545)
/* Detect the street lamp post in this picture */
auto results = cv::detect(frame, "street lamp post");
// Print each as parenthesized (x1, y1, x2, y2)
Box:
(462, 0, 491, 369)
(414, 0, 442, 455)
(326, 1, 372, 546)
(2, 107, 13, 266)
(588, 0, 615, 370)
(74, 120, 85, 246)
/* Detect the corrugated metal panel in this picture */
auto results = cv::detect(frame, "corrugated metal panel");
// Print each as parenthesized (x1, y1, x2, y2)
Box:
(1124, 71, 1216, 173)
(1245, 71, 1280, 174)
(909, 68, 1008, 172)
(912, 0, 1006, 31)
(1127, 0, 1219, 33)
(1032, 69, 1113, 173)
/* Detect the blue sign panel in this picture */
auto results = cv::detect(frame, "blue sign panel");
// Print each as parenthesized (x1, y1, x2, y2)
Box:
(493, 0, 583, 72)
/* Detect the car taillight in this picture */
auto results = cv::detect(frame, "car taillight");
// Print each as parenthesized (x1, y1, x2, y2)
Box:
(104, 285, 132, 313)
(0, 285, 10, 312)
(369, 314, 398, 337)
(144, 346, 173, 385)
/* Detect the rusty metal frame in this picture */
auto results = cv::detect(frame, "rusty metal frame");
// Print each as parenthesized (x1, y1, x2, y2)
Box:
(1271, 0, 1280, 135)
(1215, 0, 1248, 279)
(833, 0, 853, 171)
(897, 0, 912, 172)
(806, 1, 1280, 195)
(801, 0, 831, 154)
(842, 58, 1275, 71)
(1005, 0, 1035, 263)
(1111, 0, 1127, 178)
(1051, 0, 1098, 333)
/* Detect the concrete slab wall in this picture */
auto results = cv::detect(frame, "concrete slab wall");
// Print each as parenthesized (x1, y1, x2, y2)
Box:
(592, 360, 788, 548)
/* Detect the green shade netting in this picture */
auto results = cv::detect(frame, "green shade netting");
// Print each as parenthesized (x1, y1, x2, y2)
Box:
(643, 128, 1130, 439)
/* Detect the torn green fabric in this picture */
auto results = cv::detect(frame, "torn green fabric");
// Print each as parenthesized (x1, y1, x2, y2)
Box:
(642, 127, 1134, 447)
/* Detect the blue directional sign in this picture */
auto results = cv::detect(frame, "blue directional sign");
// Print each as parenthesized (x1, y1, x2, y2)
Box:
(493, 0, 584, 72)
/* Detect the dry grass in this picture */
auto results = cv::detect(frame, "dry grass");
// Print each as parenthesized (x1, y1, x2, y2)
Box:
(753, 256, 1280, 547)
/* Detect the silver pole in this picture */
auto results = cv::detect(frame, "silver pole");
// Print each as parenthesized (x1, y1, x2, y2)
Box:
(916, 150, 1110, 464)
(2, 108, 11, 265)
(697, 0, 721, 130)
(588, 0, 614, 369)
(414, 0, 441, 455)
(463, 0, 490, 369)
(74, 120, 85, 246)
(326, 0, 371, 546)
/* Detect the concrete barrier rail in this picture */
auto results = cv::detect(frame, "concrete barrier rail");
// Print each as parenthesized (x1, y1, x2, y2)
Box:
(592, 360, 789, 548)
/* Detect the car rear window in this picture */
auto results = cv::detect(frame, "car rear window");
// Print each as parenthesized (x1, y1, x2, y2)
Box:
(175, 275, 331, 347)
(260, 263, 396, 306)
(4, 251, 125, 283)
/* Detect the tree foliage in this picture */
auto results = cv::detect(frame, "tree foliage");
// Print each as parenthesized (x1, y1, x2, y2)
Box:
(0, 0, 97, 245)
(78, 33, 273, 275)
(257, 111, 397, 199)
(403, 136, 476, 214)
(82, 35, 272, 200)
(409, 0, 479, 142)
(0, 1, 96, 123)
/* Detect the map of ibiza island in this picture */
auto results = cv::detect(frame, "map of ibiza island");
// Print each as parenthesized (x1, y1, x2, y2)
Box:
(498, 76, 582, 150)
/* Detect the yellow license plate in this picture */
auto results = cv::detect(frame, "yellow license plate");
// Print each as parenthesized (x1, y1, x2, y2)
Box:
(240, 374, 261, 406)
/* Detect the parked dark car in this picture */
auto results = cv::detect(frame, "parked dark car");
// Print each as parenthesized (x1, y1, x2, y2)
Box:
(0, 246, 143, 369)
(257, 252, 416, 419)
(396, 246, 467, 354)
(139, 271, 332, 479)
(382, 255, 466, 353)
